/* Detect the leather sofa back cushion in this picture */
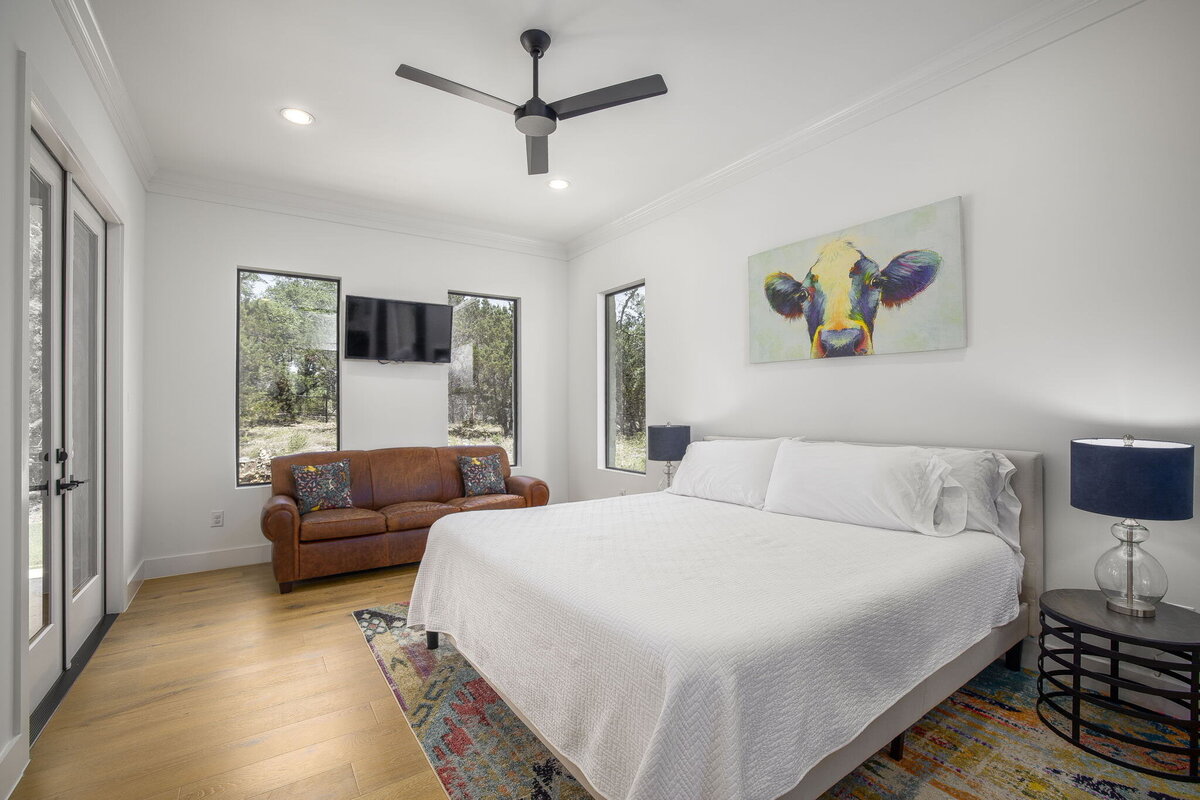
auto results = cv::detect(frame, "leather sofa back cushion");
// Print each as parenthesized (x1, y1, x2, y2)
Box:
(272, 450, 375, 509)
(436, 446, 511, 501)
(368, 447, 446, 507)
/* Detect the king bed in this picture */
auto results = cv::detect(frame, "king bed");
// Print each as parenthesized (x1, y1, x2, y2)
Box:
(408, 441, 1044, 800)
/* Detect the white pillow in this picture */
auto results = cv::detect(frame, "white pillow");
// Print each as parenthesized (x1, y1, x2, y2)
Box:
(930, 448, 1002, 534)
(930, 447, 1022, 553)
(667, 438, 786, 508)
(763, 441, 967, 536)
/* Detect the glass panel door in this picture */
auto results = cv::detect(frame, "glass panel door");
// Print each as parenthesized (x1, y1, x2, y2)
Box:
(27, 137, 65, 706)
(63, 181, 105, 660)
(26, 136, 108, 712)
(28, 167, 52, 637)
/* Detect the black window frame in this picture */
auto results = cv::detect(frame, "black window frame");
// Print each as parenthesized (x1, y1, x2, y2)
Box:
(235, 267, 342, 487)
(447, 290, 520, 467)
(603, 282, 646, 474)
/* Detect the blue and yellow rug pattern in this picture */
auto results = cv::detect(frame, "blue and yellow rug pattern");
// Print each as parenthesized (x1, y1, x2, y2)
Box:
(355, 603, 1199, 800)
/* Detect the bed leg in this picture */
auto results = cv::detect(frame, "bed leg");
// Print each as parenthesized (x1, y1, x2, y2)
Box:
(426, 631, 439, 650)
(1004, 639, 1024, 671)
(888, 731, 905, 761)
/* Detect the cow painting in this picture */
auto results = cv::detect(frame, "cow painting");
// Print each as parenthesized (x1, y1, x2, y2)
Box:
(763, 239, 941, 358)
(748, 197, 964, 364)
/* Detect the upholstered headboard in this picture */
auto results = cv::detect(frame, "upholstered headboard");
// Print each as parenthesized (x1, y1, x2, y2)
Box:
(703, 436, 1045, 637)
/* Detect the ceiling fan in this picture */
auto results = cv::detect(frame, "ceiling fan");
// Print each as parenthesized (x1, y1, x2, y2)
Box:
(396, 29, 667, 176)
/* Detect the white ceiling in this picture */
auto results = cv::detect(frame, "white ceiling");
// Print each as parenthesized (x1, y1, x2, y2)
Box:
(91, 0, 1043, 245)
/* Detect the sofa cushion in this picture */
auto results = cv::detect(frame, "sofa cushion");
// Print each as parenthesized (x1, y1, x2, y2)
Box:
(368, 447, 444, 508)
(436, 446, 512, 500)
(458, 453, 507, 496)
(290, 460, 353, 514)
(272, 450, 374, 509)
(444, 494, 527, 512)
(299, 507, 387, 542)
(379, 501, 460, 532)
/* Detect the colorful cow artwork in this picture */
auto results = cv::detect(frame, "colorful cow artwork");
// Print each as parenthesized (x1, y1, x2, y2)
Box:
(748, 198, 965, 363)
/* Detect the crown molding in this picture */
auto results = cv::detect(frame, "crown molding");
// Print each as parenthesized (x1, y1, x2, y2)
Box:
(52, 0, 158, 188)
(566, 0, 1145, 260)
(148, 170, 568, 261)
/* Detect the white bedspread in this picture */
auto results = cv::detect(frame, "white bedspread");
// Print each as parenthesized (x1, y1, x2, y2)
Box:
(407, 492, 1021, 800)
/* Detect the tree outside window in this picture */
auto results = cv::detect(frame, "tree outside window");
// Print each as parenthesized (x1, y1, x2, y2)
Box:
(605, 284, 645, 472)
(447, 292, 518, 464)
(237, 270, 339, 485)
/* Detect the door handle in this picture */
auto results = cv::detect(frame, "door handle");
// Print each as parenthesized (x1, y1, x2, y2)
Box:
(56, 476, 88, 494)
(29, 481, 50, 494)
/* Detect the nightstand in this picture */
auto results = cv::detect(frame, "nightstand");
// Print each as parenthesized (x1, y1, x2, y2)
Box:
(1037, 588, 1200, 782)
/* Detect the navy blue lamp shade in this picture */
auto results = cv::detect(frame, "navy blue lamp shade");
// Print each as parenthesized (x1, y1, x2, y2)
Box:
(1070, 438, 1194, 521)
(647, 425, 691, 462)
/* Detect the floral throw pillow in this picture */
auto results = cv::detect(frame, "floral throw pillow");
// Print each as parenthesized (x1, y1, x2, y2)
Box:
(291, 459, 353, 514)
(458, 454, 506, 497)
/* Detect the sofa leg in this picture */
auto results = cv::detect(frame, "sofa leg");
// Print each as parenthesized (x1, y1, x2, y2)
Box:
(279, 581, 293, 594)
(888, 731, 905, 761)
(426, 631, 439, 650)
(1005, 640, 1024, 671)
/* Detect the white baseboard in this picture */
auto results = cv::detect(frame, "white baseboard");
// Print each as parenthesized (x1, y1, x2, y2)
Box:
(0, 733, 28, 800)
(142, 543, 271, 579)
(123, 560, 145, 608)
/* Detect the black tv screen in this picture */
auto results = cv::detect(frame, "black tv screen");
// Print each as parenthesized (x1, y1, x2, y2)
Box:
(344, 295, 453, 363)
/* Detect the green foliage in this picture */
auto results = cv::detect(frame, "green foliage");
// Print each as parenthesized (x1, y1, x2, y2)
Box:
(286, 431, 311, 452)
(237, 272, 338, 483)
(448, 293, 516, 461)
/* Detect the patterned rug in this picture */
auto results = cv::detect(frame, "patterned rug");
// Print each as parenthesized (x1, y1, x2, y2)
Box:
(354, 603, 1200, 800)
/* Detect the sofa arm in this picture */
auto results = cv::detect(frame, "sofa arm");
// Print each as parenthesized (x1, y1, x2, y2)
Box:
(261, 494, 301, 592)
(261, 494, 300, 542)
(505, 475, 550, 507)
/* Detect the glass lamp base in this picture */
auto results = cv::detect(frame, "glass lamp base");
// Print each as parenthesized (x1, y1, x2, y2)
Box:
(1094, 518, 1167, 619)
(1105, 595, 1157, 617)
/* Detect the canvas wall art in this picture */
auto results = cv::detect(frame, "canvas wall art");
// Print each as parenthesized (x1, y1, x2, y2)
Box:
(748, 197, 964, 362)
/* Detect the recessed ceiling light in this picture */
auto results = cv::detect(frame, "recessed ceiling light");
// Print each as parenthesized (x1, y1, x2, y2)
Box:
(547, 179, 570, 190)
(280, 108, 315, 125)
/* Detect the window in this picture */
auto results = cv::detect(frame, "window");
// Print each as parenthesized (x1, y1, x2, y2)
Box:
(448, 292, 518, 464)
(237, 269, 340, 486)
(605, 283, 646, 472)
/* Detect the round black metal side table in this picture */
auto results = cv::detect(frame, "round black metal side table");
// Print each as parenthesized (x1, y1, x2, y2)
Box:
(1037, 588, 1200, 782)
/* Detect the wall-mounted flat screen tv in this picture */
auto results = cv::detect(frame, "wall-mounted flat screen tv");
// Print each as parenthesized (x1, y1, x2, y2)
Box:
(344, 295, 453, 363)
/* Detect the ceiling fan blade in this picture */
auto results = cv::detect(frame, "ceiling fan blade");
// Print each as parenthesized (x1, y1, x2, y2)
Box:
(526, 135, 548, 175)
(549, 74, 667, 120)
(395, 64, 518, 114)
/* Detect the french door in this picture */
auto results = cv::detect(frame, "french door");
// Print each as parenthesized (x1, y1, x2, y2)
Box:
(27, 135, 107, 709)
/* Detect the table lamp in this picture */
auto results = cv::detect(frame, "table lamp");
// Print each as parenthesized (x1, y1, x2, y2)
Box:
(647, 424, 691, 488)
(1070, 435, 1194, 617)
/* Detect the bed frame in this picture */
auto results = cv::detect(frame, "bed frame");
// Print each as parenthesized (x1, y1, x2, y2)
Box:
(429, 441, 1044, 800)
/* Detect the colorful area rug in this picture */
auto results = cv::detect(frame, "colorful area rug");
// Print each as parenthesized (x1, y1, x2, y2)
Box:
(354, 603, 1200, 800)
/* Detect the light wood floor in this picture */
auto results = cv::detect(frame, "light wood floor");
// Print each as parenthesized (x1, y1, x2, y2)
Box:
(13, 563, 447, 800)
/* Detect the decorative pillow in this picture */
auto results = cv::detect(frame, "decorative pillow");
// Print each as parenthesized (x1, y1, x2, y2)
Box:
(458, 454, 506, 497)
(763, 441, 967, 536)
(291, 459, 353, 514)
(667, 438, 787, 509)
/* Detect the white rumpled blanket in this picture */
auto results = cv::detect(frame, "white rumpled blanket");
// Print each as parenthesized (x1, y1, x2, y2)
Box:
(408, 492, 1021, 800)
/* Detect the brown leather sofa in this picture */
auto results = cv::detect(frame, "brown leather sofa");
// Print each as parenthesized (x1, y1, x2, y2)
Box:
(260, 445, 549, 593)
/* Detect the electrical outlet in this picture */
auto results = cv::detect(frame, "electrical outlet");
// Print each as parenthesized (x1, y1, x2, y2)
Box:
(210, 510, 224, 528)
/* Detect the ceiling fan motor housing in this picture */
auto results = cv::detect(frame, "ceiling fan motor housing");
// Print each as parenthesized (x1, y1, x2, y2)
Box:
(515, 98, 557, 136)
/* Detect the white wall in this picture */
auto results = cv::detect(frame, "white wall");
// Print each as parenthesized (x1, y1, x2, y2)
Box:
(140, 193, 569, 577)
(567, 0, 1200, 611)
(1, 0, 146, 793)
